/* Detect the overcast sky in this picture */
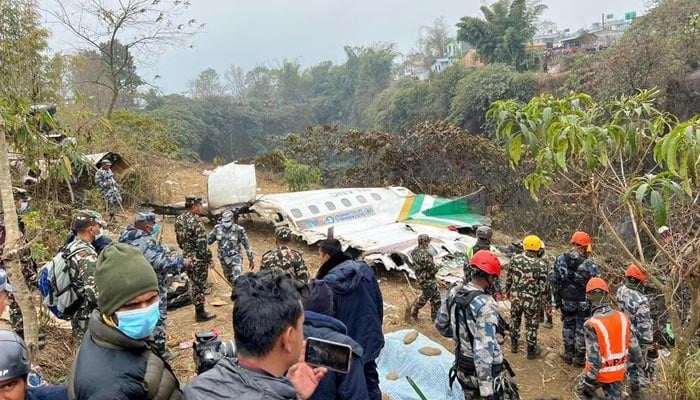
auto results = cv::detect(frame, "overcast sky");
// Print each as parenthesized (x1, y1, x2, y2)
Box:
(44, 0, 648, 94)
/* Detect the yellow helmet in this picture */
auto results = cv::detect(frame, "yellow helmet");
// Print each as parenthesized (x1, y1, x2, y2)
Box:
(523, 235, 543, 251)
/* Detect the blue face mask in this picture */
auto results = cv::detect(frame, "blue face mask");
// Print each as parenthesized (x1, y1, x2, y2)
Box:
(151, 224, 160, 235)
(115, 301, 160, 340)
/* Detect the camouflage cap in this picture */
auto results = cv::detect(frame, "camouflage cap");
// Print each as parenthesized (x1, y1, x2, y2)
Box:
(0, 269, 16, 293)
(100, 159, 112, 166)
(73, 209, 107, 227)
(417, 234, 430, 245)
(275, 226, 293, 241)
(221, 210, 235, 222)
(12, 188, 30, 201)
(185, 195, 203, 208)
(135, 211, 157, 223)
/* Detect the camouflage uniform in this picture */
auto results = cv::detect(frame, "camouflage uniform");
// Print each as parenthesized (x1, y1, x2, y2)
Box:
(95, 167, 122, 217)
(616, 283, 654, 391)
(207, 222, 254, 285)
(466, 239, 502, 296)
(119, 223, 184, 355)
(65, 238, 98, 340)
(575, 304, 644, 399)
(260, 246, 308, 283)
(175, 210, 211, 307)
(410, 245, 441, 320)
(505, 252, 548, 351)
(551, 251, 601, 365)
(436, 282, 505, 399)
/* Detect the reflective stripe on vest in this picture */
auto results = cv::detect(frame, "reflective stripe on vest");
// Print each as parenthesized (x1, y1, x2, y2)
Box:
(584, 311, 630, 383)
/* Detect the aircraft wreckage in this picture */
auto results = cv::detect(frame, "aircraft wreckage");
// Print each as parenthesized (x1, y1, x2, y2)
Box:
(148, 162, 493, 283)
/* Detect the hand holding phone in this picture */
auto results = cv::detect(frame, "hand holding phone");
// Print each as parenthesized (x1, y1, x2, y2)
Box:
(304, 337, 352, 374)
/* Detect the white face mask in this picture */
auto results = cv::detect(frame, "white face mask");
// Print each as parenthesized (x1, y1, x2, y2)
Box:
(18, 202, 28, 213)
(94, 227, 104, 240)
(222, 222, 232, 228)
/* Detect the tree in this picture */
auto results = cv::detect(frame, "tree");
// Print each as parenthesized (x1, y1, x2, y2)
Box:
(489, 91, 700, 397)
(189, 68, 224, 99)
(416, 16, 452, 68)
(457, 0, 546, 71)
(223, 64, 247, 98)
(50, 0, 202, 117)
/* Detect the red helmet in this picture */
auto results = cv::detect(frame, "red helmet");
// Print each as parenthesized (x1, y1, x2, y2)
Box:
(585, 277, 609, 294)
(571, 231, 592, 246)
(469, 250, 501, 276)
(625, 264, 647, 282)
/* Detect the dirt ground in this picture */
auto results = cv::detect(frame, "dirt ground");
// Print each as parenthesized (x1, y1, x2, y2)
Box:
(155, 162, 582, 399)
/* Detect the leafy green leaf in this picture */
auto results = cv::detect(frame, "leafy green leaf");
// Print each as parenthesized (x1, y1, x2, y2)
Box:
(649, 190, 666, 225)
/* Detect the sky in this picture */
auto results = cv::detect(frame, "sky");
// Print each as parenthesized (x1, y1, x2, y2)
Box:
(43, 0, 648, 94)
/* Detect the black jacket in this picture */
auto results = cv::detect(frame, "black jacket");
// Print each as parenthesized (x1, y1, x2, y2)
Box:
(69, 312, 181, 400)
(303, 311, 368, 400)
(183, 358, 298, 400)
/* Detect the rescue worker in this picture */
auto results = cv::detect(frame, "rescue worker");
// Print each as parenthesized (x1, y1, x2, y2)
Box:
(551, 231, 601, 366)
(119, 211, 189, 359)
(0, 269, 14, 318)
(207, 210, 254, 285)
(575, 277, 646, 399)
(94, 159, 122, 222)
(505, 235, 548, 359)
(465, 226, 502, 300)
(617, 264, 655, 399)
(174, 196, 216, 322)
(436, 250, 518, 400)
(260, 227, 309, 283)
(537, 241, 554, 329)
(409, 234, 441, 322)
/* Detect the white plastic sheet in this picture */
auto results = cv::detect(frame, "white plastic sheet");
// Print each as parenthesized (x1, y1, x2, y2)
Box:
(378, 329, 464, 400)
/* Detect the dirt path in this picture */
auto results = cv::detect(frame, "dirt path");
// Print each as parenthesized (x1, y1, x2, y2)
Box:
(147, 162, 582, 398)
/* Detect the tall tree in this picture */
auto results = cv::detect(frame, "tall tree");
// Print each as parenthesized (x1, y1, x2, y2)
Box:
(50, 0, 202, 117)
(189, 68, 224, 99)
(223, 65, 247, 98)
(457, 0, 546, 71)
(417, 16, 452, 68)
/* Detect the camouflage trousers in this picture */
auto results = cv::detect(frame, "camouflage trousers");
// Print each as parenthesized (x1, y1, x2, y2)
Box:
(562, 302, 590, 359)
(186, 261, 209, 307)
(412, 280, 441, 319)
(510, 298, 541, 346)
(71, 301, 96, 341)
(220, 254, 244, 285)
(151, 284, 168, 355)
(575, 374, 623, 399)
(101, 189, 122, 214)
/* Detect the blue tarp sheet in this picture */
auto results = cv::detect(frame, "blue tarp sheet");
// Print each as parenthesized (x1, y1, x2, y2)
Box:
(377, 329, 464, 400)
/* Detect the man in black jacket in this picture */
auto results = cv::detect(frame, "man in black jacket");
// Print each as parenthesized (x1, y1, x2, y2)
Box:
(316, 239, 384, 400)
(184, 270, 326, 400)
(69, 243, 182, 400)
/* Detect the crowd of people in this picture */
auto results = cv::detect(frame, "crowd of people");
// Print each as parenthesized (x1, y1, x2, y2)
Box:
(0, 176, 673, 399)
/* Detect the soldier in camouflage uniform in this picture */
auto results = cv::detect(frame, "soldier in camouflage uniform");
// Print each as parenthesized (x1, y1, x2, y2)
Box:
(119, 211, 189, 358)
(437, 251, 518, 400)
(207, 210, 254, 285)
(505, 235, 548, 359)
(617, 264, 655, 399)
(551, 231, 601, 367)
(576, 277, 646, 400)
(260, 227, 308, 283)
(66, 210, 105, 340)
(410, 234, 441, 321)
(94, 159, 122, 221)
(175, 196, 216, 322)
(465, 226, 503, 300)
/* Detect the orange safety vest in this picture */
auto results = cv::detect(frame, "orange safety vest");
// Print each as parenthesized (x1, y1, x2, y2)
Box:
(584, 310, 631, 383)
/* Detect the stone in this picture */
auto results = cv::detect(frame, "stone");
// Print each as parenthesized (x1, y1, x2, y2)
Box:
(386, 372, 399, 381)
(403, 330, 419, 345)
(418, 346, 442, 356)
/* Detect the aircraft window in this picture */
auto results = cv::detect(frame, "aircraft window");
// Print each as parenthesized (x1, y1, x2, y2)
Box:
(341, 198, 352, 207)
(325, 201, 336, 211)
(309, 205, 320, 215)
(371, 193, 382, 201)
(291, 208, 302, 218)
(356, 195, 367, 204)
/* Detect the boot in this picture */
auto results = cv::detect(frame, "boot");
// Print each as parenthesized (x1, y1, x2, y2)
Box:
(527, 344, 542, 360)
(510, 338, 519, 354)
(573, 351, 586, 367)
(560, 345, 574, 364)
(629, 389, 646, 400)
(543, 317, 553, 329)
(195, 305, 216, 322)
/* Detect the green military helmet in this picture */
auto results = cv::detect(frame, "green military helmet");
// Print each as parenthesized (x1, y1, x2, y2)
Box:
(417, 234, 430, 245)
(275, 226, 293, 241)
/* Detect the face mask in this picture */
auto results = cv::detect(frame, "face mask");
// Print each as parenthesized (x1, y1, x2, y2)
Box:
(151, 224, 160, 235)
(18, 201, 28, 214)
(115, 301, 160, 340)
(223, 222, 232, 228)
(94, 227, 104, 240)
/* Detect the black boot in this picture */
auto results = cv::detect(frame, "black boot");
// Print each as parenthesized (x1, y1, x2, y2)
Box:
(511, 338, 519, 354)
(527, 344, 542, 360)
(573, 351, 586, 367)
(560, 345, 573, 364)
(195, 305, 216, 322)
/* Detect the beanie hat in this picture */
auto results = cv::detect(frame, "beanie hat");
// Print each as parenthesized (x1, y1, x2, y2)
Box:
(301, 279, 334, 316)
(96, 243, 158, 315)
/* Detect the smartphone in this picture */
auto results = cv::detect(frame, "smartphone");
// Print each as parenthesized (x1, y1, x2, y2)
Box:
(305, 337, 352, 374)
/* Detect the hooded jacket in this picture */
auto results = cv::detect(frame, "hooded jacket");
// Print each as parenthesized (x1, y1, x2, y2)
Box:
(303, 311, 368, 400)
(318, 253, 384, 361)
(183, 358, 298, 400)
(69, 312, 181, 400)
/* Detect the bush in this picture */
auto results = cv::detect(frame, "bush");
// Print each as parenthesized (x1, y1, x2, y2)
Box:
(255, 149, 288, 174)
(284, 159, 321, 192)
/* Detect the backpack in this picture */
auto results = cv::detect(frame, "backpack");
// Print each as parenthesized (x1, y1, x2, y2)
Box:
(38, 245, 91, 320)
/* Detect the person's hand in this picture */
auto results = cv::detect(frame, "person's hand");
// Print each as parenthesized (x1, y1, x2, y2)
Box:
(494, 292, 503, 301)
(184, 258, 192, 268)
(249, 261, 255, 271)
(287, 362, 326, 399)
